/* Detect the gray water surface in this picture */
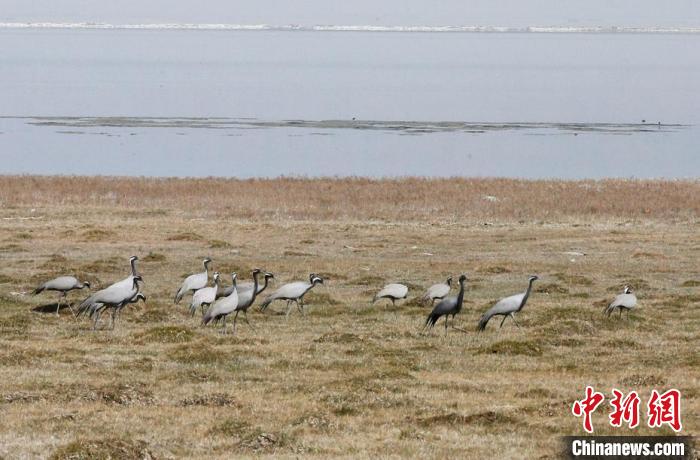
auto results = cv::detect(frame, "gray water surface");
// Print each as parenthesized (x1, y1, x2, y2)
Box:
(1, 29, 698, 178)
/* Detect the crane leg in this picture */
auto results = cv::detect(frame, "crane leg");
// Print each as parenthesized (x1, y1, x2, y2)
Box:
(93, 308, 103, 330)
(619, 308, 622, 319)
(221, 315, 227, 335)
(66, 300, 78, 318)
(56, 293, 62, 316)
(444, 316, 449, 333)
(499, 315, 508, 328)
(285, 300, 293, 319)
(110, 308, 117, 330)
(510, 313, 521, 328)
(391, 298, 396, 307)
(243, 310, 256, 330)
(232, 311, 239, 336)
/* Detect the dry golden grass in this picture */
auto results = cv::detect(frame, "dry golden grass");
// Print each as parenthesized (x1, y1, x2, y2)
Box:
(0, 176, 698, 459)
(1, 175, 699, 221)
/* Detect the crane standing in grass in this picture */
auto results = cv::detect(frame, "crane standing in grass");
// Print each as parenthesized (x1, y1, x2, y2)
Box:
(604, 286, 637, 319)
(477, 275, 539, 331)
(32, 276, 91, 316)
(423, 274, 467, 333)
(189, 272, 222, 316)
(421, 276, 452, 306)
(202, 273, 239, 334)
(372, 283, 408, 307)
(77, 275, 143, 330)
(220, 270, 274, 299)
(174, 257, 212, 304)
(211, 269, 263, 333)
(260, 274, 324, 318)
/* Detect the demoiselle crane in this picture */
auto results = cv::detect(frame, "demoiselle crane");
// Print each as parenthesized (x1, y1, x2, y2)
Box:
(174, 257, 212, 304)
(91, 289, 147, 331)
(108, 255, 140, 291)
(423, 274, 467, 333)
(421, 276, 452, 306)
(211, 269, 262, 333)
(373, 283, 408, 307)
(189, 272, 221, 316)
(604, 286, 637, 319)
(202, 273, 239, 334)
(220, 270, 274, 299)
(32, 276, 90, 316)
(77, 275, 143, 330)
(259, 274, 324, 318)
(477, 275, 539, 331)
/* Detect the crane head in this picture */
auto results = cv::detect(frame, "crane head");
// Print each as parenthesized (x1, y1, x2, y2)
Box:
(458, 274, 467, 283)
(528, 275, 539, 282)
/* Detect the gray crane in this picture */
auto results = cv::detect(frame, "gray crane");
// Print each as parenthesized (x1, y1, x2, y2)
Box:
(210, 269, 262, 333)
(77, 275, 143, 330)
(109, 255, 140, 291)
(604, 286, 637, 318)
(91, 289, 147, 330)
(32, 276, 90, 316)
(202, 273, 239, 334)
(259, 274, 324, 318)
(423, 274, 467, 333)
(189, 272, 222, 316)
(174, 257, 212, 304)
(477, 275, 538, 331)
(219, 270, 274, 299)
(372, 283, 408, 307)
(421, 276, 453, 306)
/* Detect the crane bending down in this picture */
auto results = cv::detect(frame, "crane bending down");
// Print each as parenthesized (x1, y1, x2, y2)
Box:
(604, 286, 637, 319)
(259, 274, 324, 318)
(174, 257, 212, 304)
(423, 274, 467, 333)
(477, 275, 538, 331)
(90, 290, 146, 330)
(32, 276, 90, 316)
(372, 283, 408, 307)
(421, 276, 452, 306)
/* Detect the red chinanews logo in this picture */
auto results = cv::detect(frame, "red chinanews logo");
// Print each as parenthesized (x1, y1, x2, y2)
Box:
(572, 386, 682, 433)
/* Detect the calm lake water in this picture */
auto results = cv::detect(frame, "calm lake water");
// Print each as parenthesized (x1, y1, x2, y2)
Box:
(1, 28, 698, 178)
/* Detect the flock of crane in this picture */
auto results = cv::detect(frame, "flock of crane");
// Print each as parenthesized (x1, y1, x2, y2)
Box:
(30, 255, 639, 334)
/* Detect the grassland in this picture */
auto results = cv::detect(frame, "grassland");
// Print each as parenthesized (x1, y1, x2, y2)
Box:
(0, 176, 698, 459)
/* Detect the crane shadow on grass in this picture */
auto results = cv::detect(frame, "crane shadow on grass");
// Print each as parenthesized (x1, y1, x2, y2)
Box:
(31, 302, 74, 314)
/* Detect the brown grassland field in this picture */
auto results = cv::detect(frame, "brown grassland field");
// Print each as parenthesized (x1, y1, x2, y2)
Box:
(0, 176, 698, 459)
